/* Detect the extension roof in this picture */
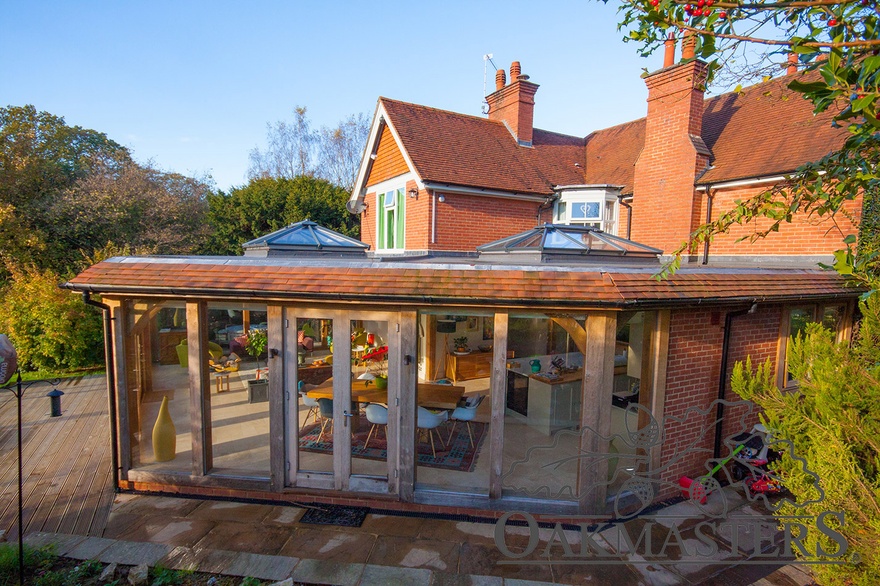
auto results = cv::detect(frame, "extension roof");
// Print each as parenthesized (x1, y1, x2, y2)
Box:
(371, 70, 848, 197)
(64, 255, 858, 309)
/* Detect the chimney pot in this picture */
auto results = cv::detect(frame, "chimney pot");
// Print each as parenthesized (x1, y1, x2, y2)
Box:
(681, 32, 696, 60)
(787, 53, 798, 75)
(495, 68, 506, 90)
(510, 61, 521, 79)
(663, 32, 676, 67)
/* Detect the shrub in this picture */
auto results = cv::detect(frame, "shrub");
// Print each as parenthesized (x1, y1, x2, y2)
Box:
(0, 265, 103, 371)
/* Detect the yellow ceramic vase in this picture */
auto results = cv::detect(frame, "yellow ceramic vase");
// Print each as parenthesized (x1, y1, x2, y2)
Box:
(152, 396, 177, 462)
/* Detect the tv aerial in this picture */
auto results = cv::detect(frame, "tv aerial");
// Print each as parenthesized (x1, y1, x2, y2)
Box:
(482, 53, 497, 115)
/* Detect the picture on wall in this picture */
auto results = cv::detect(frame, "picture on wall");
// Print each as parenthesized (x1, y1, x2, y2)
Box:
(466, 316, 479, 331)
(483, 317, 494, 340)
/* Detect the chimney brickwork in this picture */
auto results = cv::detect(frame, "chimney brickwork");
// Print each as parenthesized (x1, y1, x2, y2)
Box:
(485, 61, 540, 146)
(632, 60, 711, 254)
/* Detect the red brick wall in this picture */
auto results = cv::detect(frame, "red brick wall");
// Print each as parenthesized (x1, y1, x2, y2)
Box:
(430, 192, 542, 252)
(657, 304, 783, 490)
(694, 185, 863, 257)
(632, 61, 710, 254)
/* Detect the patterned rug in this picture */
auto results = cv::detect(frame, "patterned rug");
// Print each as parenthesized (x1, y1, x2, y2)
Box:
(298, 419, 487, 472)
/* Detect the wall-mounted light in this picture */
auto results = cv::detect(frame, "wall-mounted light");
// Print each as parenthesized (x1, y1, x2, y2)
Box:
(438, 194, 446, 203)
(369, 153, 377, 160)
(408, 188, 418, 198)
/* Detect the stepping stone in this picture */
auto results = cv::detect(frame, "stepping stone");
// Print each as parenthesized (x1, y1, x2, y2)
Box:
(223, 552, 298, 581)
(290, 559, 364, 586)
(99, 540, 173, 566)
(66, 537, 115, 561)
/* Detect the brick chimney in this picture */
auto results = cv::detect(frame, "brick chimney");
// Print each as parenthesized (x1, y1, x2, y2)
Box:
(485, 60, 540, 146)
(631, 43, 711, 254)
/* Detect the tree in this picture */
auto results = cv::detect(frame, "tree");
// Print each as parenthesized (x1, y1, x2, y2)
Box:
(0, 265, 103, 372)
(201, 176, 357, 256)
(48, 158, 211, 266)
(732, 295, 880, 584)
(608, 1, 879, 282)
(0, 105, 131, 279)
(247, 106, 370, 191)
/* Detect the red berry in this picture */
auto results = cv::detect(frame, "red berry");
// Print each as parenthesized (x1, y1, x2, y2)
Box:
(704, 8, 712, 16)
(651, 0, 659, 6)
(697, 0, 705, 6)
(719, 10, 727, 19)
(685, 4, 693, 13)
(706, 0, 714, 5)
(828, 18, 838, 26)
(694, 7, 703, 15)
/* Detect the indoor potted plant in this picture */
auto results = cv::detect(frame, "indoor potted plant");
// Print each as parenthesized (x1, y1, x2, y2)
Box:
(453, 336, 469, 354)
(245, 329, 269, 403)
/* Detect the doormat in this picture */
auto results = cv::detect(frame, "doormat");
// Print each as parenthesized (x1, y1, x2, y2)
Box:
(298, 420, 487, 472)
(299, 504, 368, 527)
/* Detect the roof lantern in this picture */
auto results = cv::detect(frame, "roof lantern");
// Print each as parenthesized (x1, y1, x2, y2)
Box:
(476, 223, 662, 264)
(242, 220, 369, 258)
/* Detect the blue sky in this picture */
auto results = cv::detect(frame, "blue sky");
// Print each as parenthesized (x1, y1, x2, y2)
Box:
(3, 1, 664, 191)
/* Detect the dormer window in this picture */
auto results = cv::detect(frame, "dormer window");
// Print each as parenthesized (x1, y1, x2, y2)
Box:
(553, 186, 620, 234)
(377, 186, 405, 251)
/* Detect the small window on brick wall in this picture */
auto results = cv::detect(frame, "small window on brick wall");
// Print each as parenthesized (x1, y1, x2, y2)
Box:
(778, 303, 848, 389)
(377, 187, 405, 250)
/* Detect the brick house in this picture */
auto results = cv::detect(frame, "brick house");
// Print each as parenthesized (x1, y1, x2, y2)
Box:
(64, 44, 862, 518)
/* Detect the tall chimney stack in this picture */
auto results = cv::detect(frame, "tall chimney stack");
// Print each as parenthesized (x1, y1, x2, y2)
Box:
(485, 60, 540, 147)
(787, 53, 798, 75)
(663, 33, 676, 67)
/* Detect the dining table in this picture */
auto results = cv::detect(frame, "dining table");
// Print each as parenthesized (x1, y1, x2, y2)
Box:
(306, 379, 466, 410)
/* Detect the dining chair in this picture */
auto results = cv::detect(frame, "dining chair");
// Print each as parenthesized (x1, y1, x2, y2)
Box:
(446, 394, 485, 448)
(364, 403, 388, 448)
(300, 392, 320, 430)
(417, 406, 448, 458)
(317, 398, 334, 442)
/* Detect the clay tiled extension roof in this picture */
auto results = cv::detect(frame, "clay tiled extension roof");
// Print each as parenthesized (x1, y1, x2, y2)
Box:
(64, 257, 858, 308)
(381, 98, 585, 196)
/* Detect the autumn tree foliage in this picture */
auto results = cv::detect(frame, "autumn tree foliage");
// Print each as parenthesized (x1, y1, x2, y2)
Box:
(609, 0, 879, 281)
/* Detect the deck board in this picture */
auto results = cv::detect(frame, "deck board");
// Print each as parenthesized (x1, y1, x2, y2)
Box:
(0, 376, 113, 540)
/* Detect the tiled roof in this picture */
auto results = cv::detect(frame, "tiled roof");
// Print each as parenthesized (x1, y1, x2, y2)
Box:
(381, 98, 585, 196)
(698, 73, 847, 184)
(583, 119, 645, 194)
(378, 70, 847, 196)
(65, 257, 858, 307)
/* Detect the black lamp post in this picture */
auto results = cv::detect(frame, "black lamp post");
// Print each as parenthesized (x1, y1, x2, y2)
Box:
(2, 371, 61, 585)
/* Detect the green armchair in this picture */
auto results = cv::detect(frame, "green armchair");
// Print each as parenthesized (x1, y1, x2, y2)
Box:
(176, 339, 223, 368)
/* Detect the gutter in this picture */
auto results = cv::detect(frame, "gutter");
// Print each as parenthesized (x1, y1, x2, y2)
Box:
(695, 175, 787, 191)
(422, 181, 548, 202)
(714, 303, 757, 459)
(82, 292, 120, 493)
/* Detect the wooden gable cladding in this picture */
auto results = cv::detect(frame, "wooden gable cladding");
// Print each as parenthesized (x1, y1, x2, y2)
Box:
(366, 125, 410, 187)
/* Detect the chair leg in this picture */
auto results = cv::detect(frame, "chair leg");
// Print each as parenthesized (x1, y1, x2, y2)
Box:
(445, 421, 458, 447)
(318, 418, 332, 442)
(466, 421, 474, 448)
(429, 429, 437, 458)
(365, 424, 377, 449)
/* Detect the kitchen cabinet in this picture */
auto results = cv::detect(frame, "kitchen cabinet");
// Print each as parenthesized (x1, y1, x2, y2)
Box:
(526, 370, 582, 436)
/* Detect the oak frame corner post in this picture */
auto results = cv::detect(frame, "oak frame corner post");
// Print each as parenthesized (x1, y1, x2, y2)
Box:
(187, 301, 212, 476)
(268, 305, 286, 491)
(488, 312, 508, 500)
(579, 311, 616, 515)
(394, 311, 417, 500)
(111, 299, 132, 479)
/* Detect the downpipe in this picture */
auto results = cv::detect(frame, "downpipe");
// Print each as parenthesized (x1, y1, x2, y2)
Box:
(713, 302, 757, 459)
(83, 292, 120, 492)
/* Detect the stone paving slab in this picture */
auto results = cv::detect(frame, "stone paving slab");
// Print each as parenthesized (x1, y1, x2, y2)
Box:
(359, 563, 433, 585)
(98, 540, 174, 566)
(223, 551, 299, 581)
(289, 558, 365, 586)
(429, 572, 503, 585)
(23, 532, 86, 556)
(64, 536, 116, 560)
(157, 545, 203, 572)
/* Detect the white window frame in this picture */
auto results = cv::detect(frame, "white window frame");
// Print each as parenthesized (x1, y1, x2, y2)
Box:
(371, 173, 413, 253)
(553, 187, 620, 234)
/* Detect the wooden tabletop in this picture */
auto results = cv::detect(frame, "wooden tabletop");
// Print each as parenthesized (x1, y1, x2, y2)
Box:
(307, 379, 466, 410)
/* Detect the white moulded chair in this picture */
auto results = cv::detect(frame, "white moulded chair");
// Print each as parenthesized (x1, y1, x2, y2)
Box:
(417, 406, 448, 458)
(364, 403, 388, 449)
(447, 394, 485, 448)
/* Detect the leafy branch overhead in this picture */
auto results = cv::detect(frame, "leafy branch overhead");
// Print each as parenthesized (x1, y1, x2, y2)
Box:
(608, 0, 880, 281)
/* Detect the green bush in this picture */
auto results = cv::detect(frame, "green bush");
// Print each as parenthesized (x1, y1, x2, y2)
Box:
(0, 543, 57, 586)
(0, 265, 103, 372)
(731, 292, 880, 585)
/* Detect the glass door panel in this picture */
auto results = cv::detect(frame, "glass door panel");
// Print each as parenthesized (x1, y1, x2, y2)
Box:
(351, 319, 389, 478)
(295, 315, 335, 475)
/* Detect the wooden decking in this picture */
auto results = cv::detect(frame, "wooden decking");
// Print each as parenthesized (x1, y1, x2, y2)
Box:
(0, 375, 114, 539)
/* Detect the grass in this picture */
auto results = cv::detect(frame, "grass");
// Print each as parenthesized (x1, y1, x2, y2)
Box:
(0, 544, 300, 586)
(17, 367, 104, 384)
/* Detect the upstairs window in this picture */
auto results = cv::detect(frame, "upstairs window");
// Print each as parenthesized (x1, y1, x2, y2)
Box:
(553, 189, 619, 234)
(377, 187, 405, 251)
